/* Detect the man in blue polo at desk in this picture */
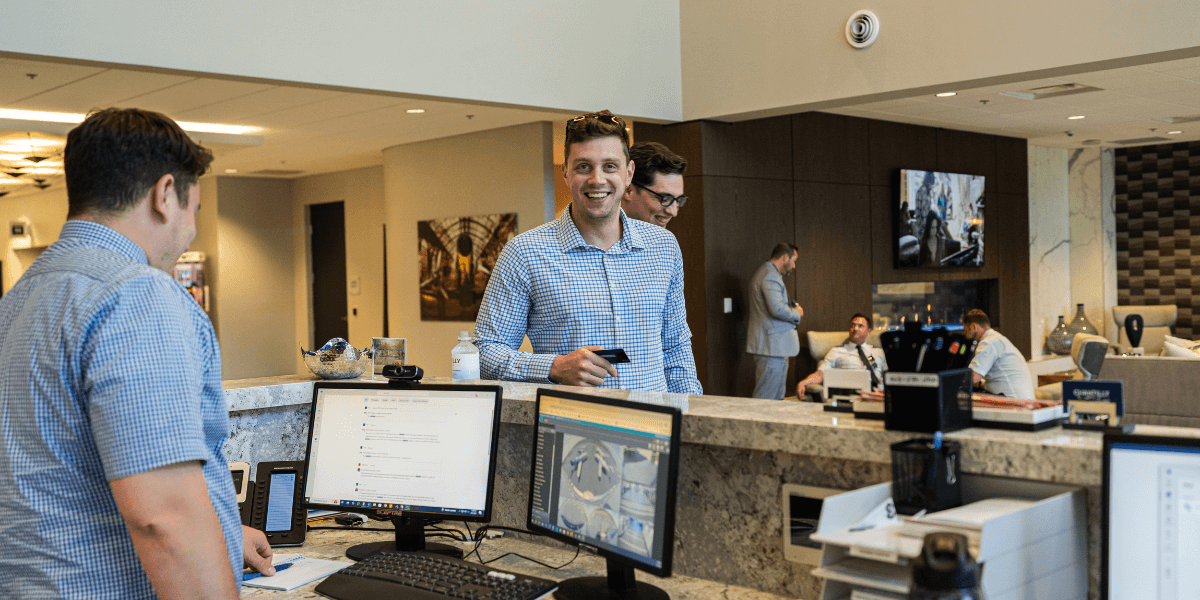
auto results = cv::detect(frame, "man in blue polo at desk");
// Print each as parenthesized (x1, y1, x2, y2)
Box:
(474, 110, 701, 394)
(0, 108, 273, 598)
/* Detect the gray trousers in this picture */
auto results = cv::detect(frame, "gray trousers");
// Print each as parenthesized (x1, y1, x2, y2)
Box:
(751, 354, 788, 400)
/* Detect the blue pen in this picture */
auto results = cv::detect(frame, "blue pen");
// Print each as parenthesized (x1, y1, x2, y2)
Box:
(243, 562, 291, 581)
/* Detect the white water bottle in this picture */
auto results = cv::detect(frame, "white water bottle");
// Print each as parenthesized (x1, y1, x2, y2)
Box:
(451, 331, 480, 380)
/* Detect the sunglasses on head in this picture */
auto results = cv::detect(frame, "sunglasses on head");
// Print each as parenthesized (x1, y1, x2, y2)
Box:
(634, 182, 687, 208)
(567, 112, 624, 129)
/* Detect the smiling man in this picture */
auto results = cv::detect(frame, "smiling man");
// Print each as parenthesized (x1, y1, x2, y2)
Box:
(474, 111, 701, 394)
(622, 141, 688, 228)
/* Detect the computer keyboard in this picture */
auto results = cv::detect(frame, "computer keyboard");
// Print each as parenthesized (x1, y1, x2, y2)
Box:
(315, 550, 559, 600)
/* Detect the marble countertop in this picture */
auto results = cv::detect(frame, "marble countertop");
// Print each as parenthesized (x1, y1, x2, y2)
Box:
(239, 523, 787, 599)
(224, 375, 1200, 487)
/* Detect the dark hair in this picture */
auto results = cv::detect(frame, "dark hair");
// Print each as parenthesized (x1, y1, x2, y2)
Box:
(629, 142, 687, 188)
(963, 309, 991, 328)
(65, 107, 213, 218)
(564, 110, 630, 163)
(851, 313, 872, 329)
(770, 243, 796, 260)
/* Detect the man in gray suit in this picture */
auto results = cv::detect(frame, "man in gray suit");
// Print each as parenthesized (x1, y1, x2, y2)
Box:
(746, 243, 804, 399)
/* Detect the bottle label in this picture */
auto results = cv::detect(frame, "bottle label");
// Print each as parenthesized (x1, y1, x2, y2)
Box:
(452, 353, 480, 379)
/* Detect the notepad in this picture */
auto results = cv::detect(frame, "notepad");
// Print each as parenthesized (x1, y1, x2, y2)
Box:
(242, 553, 351, 591)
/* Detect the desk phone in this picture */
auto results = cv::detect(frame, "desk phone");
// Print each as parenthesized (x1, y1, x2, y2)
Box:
(236, 460, 307, 547)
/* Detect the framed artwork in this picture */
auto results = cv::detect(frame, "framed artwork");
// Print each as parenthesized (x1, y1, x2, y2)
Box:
(372, 337, 408, 377)
(418, 213, 517, 321)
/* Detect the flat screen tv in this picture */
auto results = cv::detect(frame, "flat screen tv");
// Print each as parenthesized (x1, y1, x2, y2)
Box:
(896, 169, 985, 268)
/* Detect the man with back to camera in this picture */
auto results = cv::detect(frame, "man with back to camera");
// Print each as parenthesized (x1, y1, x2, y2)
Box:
(795, 313, 888, 398)
(0, 108, 274, 599)
(474, 111, 701, 394)
(621, 141, 688, 228)
(962, 309, 1036, 399)
(745, 243, 805, 399)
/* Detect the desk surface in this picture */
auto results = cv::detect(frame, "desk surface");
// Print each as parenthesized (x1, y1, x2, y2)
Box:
(241, 522, 788, 600)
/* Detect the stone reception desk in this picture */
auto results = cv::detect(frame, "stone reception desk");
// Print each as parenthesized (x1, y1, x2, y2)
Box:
(223, 374, 1130, 598)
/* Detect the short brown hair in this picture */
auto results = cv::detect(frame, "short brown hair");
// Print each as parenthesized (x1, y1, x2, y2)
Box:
(770, 243, 796, 260)
(65, 107, 213, 218)
(963, 309, 991, 328)
(630, 141, 686, 188)
(564, 110, 630, 163)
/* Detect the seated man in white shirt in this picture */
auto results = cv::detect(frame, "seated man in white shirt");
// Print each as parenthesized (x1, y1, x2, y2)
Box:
(796, 314, 887, 398)
(962, 309, 1036, 399)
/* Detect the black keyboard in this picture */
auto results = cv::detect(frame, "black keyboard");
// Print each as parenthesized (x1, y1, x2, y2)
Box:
(315, 550, 558, 600)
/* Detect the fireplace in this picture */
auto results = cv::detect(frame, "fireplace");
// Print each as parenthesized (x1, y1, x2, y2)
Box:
(871, 279, 996, 332)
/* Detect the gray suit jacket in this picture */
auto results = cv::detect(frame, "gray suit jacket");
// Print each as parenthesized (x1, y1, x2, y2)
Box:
(745, 261, 801, 357)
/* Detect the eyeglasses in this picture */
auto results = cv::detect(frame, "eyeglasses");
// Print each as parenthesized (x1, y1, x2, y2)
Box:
(634, 182, 688, 208)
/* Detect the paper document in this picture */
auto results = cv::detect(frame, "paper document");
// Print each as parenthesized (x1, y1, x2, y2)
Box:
(242, 553, 351, 591)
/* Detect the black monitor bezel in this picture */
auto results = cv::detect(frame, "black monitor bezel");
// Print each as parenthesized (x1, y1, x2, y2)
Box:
(526, 387, 682, 578)
(301, 381, 504, 524)
(1101, 431, 1200, 600)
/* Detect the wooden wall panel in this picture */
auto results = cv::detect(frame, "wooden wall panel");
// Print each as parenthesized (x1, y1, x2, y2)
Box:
(698, 118, 793, 180)
(867, 120, 939, 187)
(793, 181, 873, 378)
(669, 175, 708, 388)
(702, 176, 795, 397)
(995, 136, 1029, 196)
(793, 113, 870, 185)
(937, 129, 998, 195)
(992, 191, 1032, 354)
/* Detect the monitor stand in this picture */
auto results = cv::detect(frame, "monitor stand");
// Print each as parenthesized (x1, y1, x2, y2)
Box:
(553, 558, 669, 600)
(345, 514, 464, 561)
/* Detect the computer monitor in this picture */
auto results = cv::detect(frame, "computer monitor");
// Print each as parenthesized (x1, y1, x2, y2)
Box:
(302, 381, 503, 560)
(1102, 432, 1200, 599)
(527, 388, 681, 600)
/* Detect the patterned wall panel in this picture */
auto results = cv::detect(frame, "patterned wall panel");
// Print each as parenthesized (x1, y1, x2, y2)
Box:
(1115, 141, 1200, 339)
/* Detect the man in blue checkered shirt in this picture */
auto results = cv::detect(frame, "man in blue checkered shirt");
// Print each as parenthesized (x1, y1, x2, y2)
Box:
(474, 111, 702, 394)
(0, 108, 273, 598)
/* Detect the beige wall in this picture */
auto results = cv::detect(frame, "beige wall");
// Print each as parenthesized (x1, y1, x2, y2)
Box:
(1, 1, 683, 121)
(213, 177, 297, 380)
(383, 121, 555, 378)
(680, 0, 1200, 120)
(292, 166, 385, 374)
(0, 187, 66, 294)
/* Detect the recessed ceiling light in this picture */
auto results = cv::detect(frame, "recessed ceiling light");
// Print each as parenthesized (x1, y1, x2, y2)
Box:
(1068, 115, 1086, 120)
(935, 92, 957, 98)
(225, 169, 239, 174)
(406, 109, 426, 114)
(1168, 130, 1183, 135)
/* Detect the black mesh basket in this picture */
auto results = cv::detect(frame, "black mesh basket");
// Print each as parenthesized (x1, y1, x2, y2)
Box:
(891, 438, 963, 515)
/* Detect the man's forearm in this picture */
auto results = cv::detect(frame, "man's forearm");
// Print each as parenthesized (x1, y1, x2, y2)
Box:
(112, 462, 237, 600)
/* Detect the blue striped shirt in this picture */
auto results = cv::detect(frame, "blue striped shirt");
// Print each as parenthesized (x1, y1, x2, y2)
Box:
(0, 220, 242, 598)
(474, 207, 702, 394)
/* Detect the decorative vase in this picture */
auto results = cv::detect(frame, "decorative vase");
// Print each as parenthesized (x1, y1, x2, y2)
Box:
(1124, 314, 1144, 348)
(1062, 303, 1100, 353)
(1046, 316, 1072, 355)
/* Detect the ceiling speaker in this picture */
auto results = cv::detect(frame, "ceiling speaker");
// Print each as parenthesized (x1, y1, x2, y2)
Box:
(845, 10, 880, 49)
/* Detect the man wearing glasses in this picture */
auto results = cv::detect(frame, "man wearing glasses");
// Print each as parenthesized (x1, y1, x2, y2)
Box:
(622, 141, 688, 228)
(474, 111, 702, 394)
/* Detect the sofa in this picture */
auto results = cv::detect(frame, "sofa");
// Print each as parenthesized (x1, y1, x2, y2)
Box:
(1098, 355, 1200, 428)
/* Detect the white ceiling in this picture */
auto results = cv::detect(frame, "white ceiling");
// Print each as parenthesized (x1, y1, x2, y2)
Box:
(3, 53, 1200, 201)
(825, 56, 1200, 149)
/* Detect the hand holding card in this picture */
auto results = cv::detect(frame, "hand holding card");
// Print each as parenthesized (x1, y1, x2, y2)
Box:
(594, 349, 631, 364)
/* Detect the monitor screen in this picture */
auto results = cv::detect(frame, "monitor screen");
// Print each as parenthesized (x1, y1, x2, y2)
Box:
(302, 382, 502, 520)
(527, 389, 681, 577)
(896, 168, 985, 268)
(1103, 433, 1200, 599)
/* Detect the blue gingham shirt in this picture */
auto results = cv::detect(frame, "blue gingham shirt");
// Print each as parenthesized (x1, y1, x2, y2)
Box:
(0, 221, 242, 598)
(474, 207, 702, 394)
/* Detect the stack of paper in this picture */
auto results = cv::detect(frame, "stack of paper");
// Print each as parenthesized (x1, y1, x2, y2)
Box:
(243, 553, 352, 591)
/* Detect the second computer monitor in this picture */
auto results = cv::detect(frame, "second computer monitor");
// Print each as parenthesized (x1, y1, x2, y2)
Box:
(528, 388, 681, 600)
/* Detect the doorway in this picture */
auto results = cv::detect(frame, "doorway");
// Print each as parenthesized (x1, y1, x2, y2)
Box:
(309, 201, 348, 348)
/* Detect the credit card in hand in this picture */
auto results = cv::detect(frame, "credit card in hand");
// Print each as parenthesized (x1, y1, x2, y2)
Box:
(594, 349, 631, 364)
